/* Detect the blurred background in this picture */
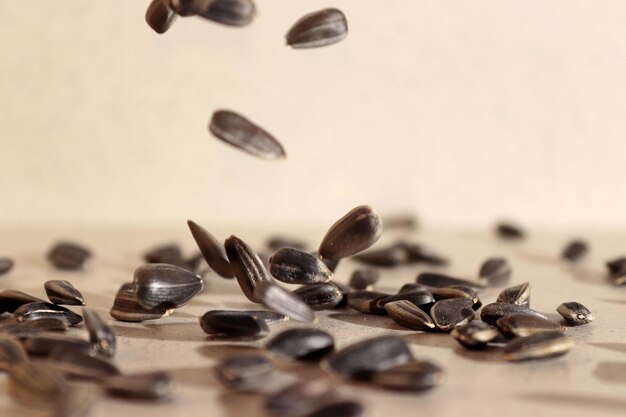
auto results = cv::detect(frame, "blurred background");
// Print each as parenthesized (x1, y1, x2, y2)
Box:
(1, 1, 625, 230)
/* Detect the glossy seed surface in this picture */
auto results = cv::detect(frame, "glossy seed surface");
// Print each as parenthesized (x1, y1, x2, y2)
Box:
(430, 298, 475, 331)
(0, 335, 28, 370)
(348, 269, 380, 290)
(416, 273, 485, 290)
(215, 355, 274, 392)
(293, 283, 343, 310)
(377, 291, 435, 310)
(451, 321, 500, 350)
(105, 371, 173, 400)
(384, 300, 435, 331)
(44, 280, 85, 305)
(110, 283, 172, 322)
(47, 241, 91, 270)
(496, 282, 531, 307)
(0, 257, 14, 275)
(83, 307, 116, 357)
(226, 235, 272, 303)
(480, 302, 547, 326)
(269, 248, 332, 285)
(502, 331, 574, 361)
(133, 263, 204, 309)
(562, 240, 589, 262)
(254, 281, 315, 322)
(0, 290, 46, 314)
(346, 290, 389, 314)
(197, 0, 256, 27)
(145, 0, 177, 34)
(266, 328, 335, 361)
(14, 302, 83, 327)
(370, 361, 445, 391)
(200, 310, 269, 337)
(187, 220, 234, 278)
(318, 205, 382, 260)
(286, 8, 348, 49)
(557, 302, 593, 325)
(479, 257, 511, 286)
(205, 309, 288, 325)
(496, 313, 564, 338)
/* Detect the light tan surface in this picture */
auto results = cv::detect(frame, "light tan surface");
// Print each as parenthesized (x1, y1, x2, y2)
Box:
(0, 227, 625, 417)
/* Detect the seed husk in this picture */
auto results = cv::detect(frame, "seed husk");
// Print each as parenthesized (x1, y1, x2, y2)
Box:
(83, 307, 116, 357)
(0, 257, 14, 275)
(187, 220, 234, 278)
(557, 302, 593, 326)
(22, 334, 93, 357)
(606, 257, 626, 277)
(133, 263, 204, 309)
(145, 0, 177, 34)
(479, 257, 511, 286)
(451, 321, 500, 350)
(352, 245, 406, 267)
(348, 268, 380, 290)
(326, 335, 413, 380)
(266, 328, 335, 361)
(104, 371, 173, 400)
(318, 205, 382, 261)
(377, 291, 435, 311)
(14, 302, 83, 327)
(384, 300, 435, 331)
(0, 290, 46, 314)
(215, 355, 274, 392)
(225, 235, 272, 303)
(562, 240, 589, 262)
(432, 286, 481, 309)
(480, 302, 547, 326)
(269, 248, 332, 285)
(286, 8, 348, 49)
(495, 222, 525, 240)
(404, 243, 449, 266)
(370, 361, 444, 392)
(267, 236, 308, 252)
(266, 379, 338, 417)
(346, 290, 389, 314)
(209, 110, 285, 160)
(197, 0, 256, 27)
(496, 313, 564, 338)
(502, 331, 574, 361)
(293, 283, 343, 310)
(47, 348, 120, 380)
(254, 281, 315, 322)
(496, 282, 531, 307)
(306, 401, 365, 417)
(0, 335, 28, 370)
(416, 273, 485, 290)
(430, 298, 475, 332)
(110, 283, 172, 322)
(44, 280, 85, 306)
(199, 310, 269, 337)
(47, 241, 91, 270)
(8, 361, 68, 407)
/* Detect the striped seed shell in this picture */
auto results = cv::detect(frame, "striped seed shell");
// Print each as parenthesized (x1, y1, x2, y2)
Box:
(293, 283, 343, 310)
(404, 243, 449, 266)
(496, 282, 531, 307)
(47, 348, 120, 380)
(384, 300, 435, 331)
(14, 302, 83, 327)
(285, 8, 348, 49)
(562, 240, 588, 262)
(266, 379, 338, 417)
(376, 291, 435, 310)
(133, 263, 204, 309)
(254, 281, 315, 322)
(22, 334, 93, 357)
(495, 222, 525, 240)
(318, 205, 382, 260)
(187, 220, 234, 278)
(430, 298, 475, 331)
(557, 302, 593, 326)
(225, 235, 272, 303)
(352, 245, 406, 267)
(432, 286, 481, 309)
(606, 257, 626, 277)
(110, 283, 172, 322)
(44, 280, 85, 305)
(480, 302, 546, 326)
(502, 331, 574, 361)
(496, 313, 564, 338)
(451, 321, 501, 350)
(269, 248, 332, 285)
(478, 257, 511, 286)
(197, 0, 256, 27)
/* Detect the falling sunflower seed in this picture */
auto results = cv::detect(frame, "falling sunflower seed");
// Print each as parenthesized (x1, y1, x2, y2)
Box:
(496, 314, 564, 338)
(225, 235, 272, 303)
(479, 257, 511, 286)
(145, 0, 177, 34)
(496, 282, 531, 307)
(133, 263, 204, 309)
(187, 220, 234, 278)
(348, 269, 380, 290)
(47, 241, 91, 270)
(199, 310, 269, 337)
(480, 302, 546, 326)
(83, 307, 116, 357)
(197, 0, 256, 27)
(269, 247, 332, 285)
(451, 321, 501, 350)
(266, 328, 335, 361)
(44, 280, 85, 306)
(430, 298, 475, 332)
(384, 300, 435, 331)
(502, 331, 574, 361)
(370, 361, 445, 392)
(254, 281, 315, 322)
(104, 371, 173, 400)
(557, 302, 593, 326)
(293, 283, 343, 310)
(286, 8, 348, 49)
(318, 205, 382, 261)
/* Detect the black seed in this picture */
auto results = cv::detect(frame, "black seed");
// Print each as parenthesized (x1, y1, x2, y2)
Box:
(206, 309, 289, 325)
(557, 302, 593, 326)
(352, 245, 406, 267)
(266, 379, 338, 417)
(225, 235, 272, 303)
(404, 243, 449, 266)
(286, 8, 348, 49)
(14, 302, 83, 327)
(346, 290, 389, 314)
(430, 298, 475, 332)
(318, 205, 382, 260)
(255, 281, 315, 322)
(495, 222, 525, 240)
(269, 248, 332, 285)
(197, 0, 256, 27)
(187, 220, 234, 278)
(0, 335, 28, 370)
(496, 313, 564, 338)
(8, 361, 68, 407)
(502, 331, 574, 361)
(44, 280, 85, 306)
(266, 328, 335, 361)
(377, 291, 435, 311)
(145, 0, 177, 34)
(105, 371, 173, 400)
(432, 286, 481, 309)
(47, 241, 91, 270)
(22, 334, 93, 357)
(370, 361, 444, 392)
(398, 283, 431, 294)
(348, 268, 380, 290)
(267, 236, 308, 251)
(416, 273, 485, 290)
(110, 283, 172, 322)
(215, 355, 274, 392)
(15, 317, 69, 332)
(480, 302, 547, 326)
(479, 257, 511, 286)
(200, 310, 269, 337)
(326, 335, 413, 380)
(0, 257, 14, 275)
(384, 300, 435, 331)
(496, 282, 531, 307)
(606, 257, 626, 277)
(451, 321, 500, 350)
(133, 263, 204, 309)
(0, 290, 46, 314)
(83, 307, 116, 357)
(48, 348, 120, 380)
(562, 239, 589, 262)
(306, 400, 365, 417)
(293, 283, 343, 310)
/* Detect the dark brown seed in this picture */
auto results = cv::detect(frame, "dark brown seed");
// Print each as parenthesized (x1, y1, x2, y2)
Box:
(496, 222, 525, 240)
(398, 283, 431, 294)
(0, 290, 46, 314)
(165, 0, 202, 16)
(0, 335, 28, 370)
(370, 361, 444, 392)
(606, 257, 626, 277)
(14, 302, 83, 327)
(496, 313, 564, 338)
(44, 280, 85, 306)
(496, 282, 531, 307)
(187, 220, 234, 278)
(16, 317, 69, 332)
(110, 283, 172, 322)
(451, 321, 500, 350)
(430, 298, 475, 331)
(562, 239, 589, 262)
(133, 263, 204, 309)
(557, 302, 593, 326)
(144, 243, 185, 266)
(204, 309, 288, 325)
(215, 355, 274, 392)
(83, 307, 116, 357)
(266, 379, 338, 417)
(209, 110, 285, 160)
(0, 257, 14, 275)
(480, 302, 547, 326)
(318, 205, 382, 260)
(326, 335, 413, 380)
(416, 273, 485, 290)
(8, 361, 68, 407)
(197, 0, 256, 26)
(22, 334, 93, 357)
(346, 290, 389, 314)
(286, 8, 348, 49)
(226, 235, 272, 303)
(266, 328, 334, 361)
(432, 286, 481, 309)
(404, 243, 449, 266)
(47, 241, 91, 270)
(145, 0, 177, 34)
(384, 300, 435, 331)
(293, 283, 343, 310)
(348, 268, 380, 290)
(352, 245, 406, 267)
(502, 331, 574, 361)
(47, 348, 120, 380)
(267, 236, 308, 252)
(479, 257, 511, 286)
(305, 401, 365, 417)
(377, 291, 435, 311)
(105, 371, 173, 400)
(269, 248, 332, 285)
(254, 281, 315, 322)
(199, 310, 269, 337)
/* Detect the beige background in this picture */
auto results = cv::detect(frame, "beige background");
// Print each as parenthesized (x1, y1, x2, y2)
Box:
(1, 1, 625, 230)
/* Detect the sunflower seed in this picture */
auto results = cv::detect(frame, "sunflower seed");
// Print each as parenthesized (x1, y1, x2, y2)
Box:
(44, 280, 85, 306)
(209, 110, 285, 160)
(104, 371, 173, 400)
(496, 313, 564, 338)
(197, 0, 256, 26)
(327, 335, 413, 380)
(432, 286, 481, 309)
(269, 248, 332, 285)
(47, 242, 91, 270)
(266, 328, 334, 361)
(0, 290, 47, 314)
(562, 240, 588, 262)
(430, 298, 475, 331)
(352, 245, 406, 267)
(225, 235, 272, 303)
(480, 302, 547, 326)
(404, 243, 449, 266)
(254, 281, 315, 322)
(187, 220, 234, 278)
(133, 263, 203, 309)
(496, 222, 525, 240)
(8, 361, 68, 407)
(204, 309, 288, 325)
(15, 317, 69, 332)
(266, 379, 338, 417)
(346, 290, 389, 314)
(165, 0, 203, 16)
(416, 273, 485, 290)
(0, 335, 28, 370)
(199, 310, 269, 337)
(496, 282, 531, 307)
(55, 386, 98, 417)
(479, 257, 511, 286)
(305, 400, 365, 417)
(144, 243, 186, 266)
(267, 236, 308, 251)
(14, 302, 83, 327)
(398, 283, 431, 294)
(348, 269, 380, 290)
(0, 257, 14, 275)
(22, 334, 93, 357)
(48, 348, 120, 380)
(82, 308, 116, 357)
(557, 302, 593, 326)
(607, 257, 626, 277)
(110, 283, 172, 322)
(451, 321, 500, 350)
(145, 0, 177, 34)
(377, 291, 435, 311)
(319, 205, 382, 261)
(384, 300, 435, 331)
(286, 8, 348, 49)
(502, 331, 574, 361)
(293, 283, 343, 310)
(215, 355, 274, 392)
(370, 361, 444, 391)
